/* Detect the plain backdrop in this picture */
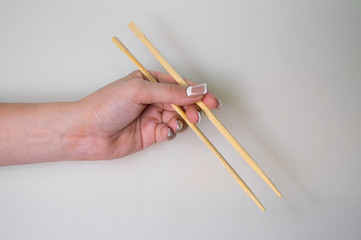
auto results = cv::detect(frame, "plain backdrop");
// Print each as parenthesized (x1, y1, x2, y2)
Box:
(0, 0, 360, 239)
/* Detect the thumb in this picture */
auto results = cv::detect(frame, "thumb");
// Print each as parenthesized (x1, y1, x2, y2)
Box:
(131, 79, 207, 106)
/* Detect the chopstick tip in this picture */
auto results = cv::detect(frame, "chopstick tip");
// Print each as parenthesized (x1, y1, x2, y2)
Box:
(272, 187, 282, 198)
(258, 204, 266, 212)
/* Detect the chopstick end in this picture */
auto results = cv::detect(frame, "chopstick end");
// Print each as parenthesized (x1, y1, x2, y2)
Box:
(128, 21, 145, 38)
(111, 37, 128, 53)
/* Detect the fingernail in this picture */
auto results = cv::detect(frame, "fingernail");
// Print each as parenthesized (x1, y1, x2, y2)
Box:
(176, 120, 184, 132)
(216, 98, 222, 110)
(186, 83, 207, 97)
(168, 128, 174, 138)
(197, 111, 202, 124)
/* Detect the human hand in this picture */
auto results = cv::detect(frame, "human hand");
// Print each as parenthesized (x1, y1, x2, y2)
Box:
(73, 70, 220, 160)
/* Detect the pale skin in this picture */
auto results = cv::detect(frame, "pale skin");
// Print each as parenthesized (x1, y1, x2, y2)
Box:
(0, 70, 219, 166)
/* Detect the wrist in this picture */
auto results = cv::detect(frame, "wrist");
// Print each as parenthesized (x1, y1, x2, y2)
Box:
(62, 101, 109, 161)
(61, 101, 95, 161)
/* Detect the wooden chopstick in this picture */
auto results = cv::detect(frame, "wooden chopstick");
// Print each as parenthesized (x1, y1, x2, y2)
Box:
(127, 21, 282, 198)
(111, 37, 265, 211)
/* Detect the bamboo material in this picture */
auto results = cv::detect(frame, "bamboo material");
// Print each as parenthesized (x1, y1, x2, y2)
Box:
(112, 37, 265, 211)
(127, 21, 282, 198)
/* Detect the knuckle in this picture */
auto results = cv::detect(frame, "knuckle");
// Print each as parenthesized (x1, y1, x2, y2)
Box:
(130, 70, 144, 79)
(127, 78, 147, 100)
(167, 84, 179, 98)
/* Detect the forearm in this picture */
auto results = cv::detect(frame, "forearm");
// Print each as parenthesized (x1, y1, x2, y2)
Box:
(0, 102, 88, 165)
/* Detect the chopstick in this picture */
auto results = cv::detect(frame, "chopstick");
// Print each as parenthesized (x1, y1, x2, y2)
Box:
(127, 21, 282, 198)
(111, 37, 265, 211)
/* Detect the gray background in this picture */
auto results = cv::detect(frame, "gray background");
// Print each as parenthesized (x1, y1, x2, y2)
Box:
(0, 0, 360, 239)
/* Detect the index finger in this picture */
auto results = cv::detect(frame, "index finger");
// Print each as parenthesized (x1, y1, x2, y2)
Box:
(147, 70, 220, 110)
